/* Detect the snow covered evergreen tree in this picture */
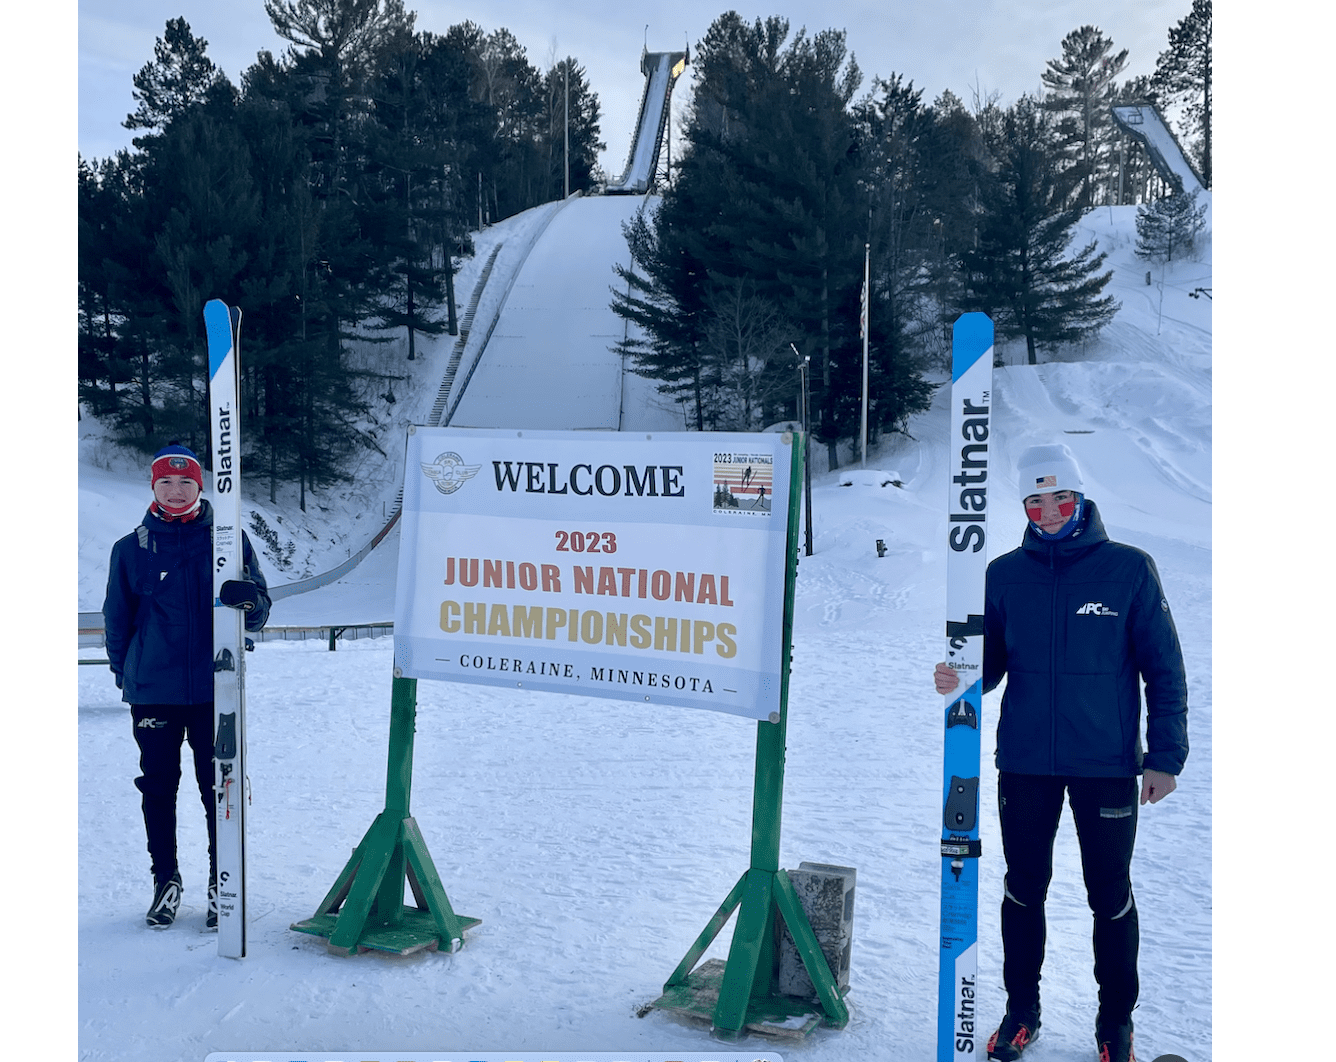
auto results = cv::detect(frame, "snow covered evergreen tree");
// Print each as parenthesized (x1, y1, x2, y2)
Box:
(1135, 188, 1207, 262)
(963, 97, 1118, 364)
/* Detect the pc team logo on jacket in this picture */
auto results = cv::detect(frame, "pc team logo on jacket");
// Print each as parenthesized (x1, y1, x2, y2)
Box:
(421, 451, 482, 495)
(1076, 601, 1119, 616)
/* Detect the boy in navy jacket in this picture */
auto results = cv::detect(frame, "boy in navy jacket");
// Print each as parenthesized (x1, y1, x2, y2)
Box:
(104, 445, 270, 929)
(934, 443, 1188, 1062)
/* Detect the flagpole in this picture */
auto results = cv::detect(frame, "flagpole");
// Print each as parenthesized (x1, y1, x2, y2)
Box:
(860, 243, 870, 468)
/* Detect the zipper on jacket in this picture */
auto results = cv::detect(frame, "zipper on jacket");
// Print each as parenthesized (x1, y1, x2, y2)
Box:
(188, 522, 199, 701)
(1049, 544, 1059, 773)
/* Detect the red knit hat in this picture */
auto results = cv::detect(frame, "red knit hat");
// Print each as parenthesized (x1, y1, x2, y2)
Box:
(150, 445, 204, 490)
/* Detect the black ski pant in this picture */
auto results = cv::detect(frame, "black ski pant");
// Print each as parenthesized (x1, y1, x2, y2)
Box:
(997, 771, 1140, 1031)
(131, 703, 216, 890)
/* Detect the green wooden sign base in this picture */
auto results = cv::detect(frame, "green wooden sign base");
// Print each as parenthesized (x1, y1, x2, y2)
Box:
(657, 864, 851, 1038)
(291, 676, 479, 956)
(655, 722, 851, 1037)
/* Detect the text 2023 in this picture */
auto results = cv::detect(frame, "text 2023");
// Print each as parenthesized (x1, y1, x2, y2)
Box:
(555, 530, 618, 553)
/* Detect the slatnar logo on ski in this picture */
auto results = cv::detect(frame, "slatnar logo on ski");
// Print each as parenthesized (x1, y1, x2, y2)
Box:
(214, 403, 235, 494)
(421, 451, 482, 495)
(956, 972, 976, 1053)
(948, 395, 989, 554)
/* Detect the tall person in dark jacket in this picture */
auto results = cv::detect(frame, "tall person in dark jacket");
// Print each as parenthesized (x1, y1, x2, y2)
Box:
(934, 443, 1188, 1062)
(103, 445, 271, 929)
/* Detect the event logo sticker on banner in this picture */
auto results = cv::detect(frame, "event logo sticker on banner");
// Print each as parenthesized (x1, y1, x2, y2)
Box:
(712, 449, 774, 516)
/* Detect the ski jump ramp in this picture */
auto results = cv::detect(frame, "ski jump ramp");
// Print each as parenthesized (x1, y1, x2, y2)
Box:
(446, 47, 690, 432)
(605, 50, 688, 195)
(1111, 103, 1205, 197)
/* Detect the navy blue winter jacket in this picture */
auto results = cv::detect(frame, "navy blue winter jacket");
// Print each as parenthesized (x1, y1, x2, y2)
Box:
(982, 500, 1188, 778)
(103, 500, 271, 705)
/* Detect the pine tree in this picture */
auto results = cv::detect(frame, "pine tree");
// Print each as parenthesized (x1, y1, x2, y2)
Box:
(540, 58, 605, 199)
(610, 13, 934, 453)
(611, 206, 711, 429)
(263, 0, 415, 76)
(470, 27, 545, 218)
(1153, 0, 1212, 188)
(739, 26, 865, 458)
(963, 97, 1118, 364)
(1135, 188, 1207, 262)
(915, 91, 987, 356)
(79, 153, 141, 416)
(1040, 25, 1128, 209)
(144, 104, 260, 451)
(124, 18, 224, 142)
(363, 31, 469, 360)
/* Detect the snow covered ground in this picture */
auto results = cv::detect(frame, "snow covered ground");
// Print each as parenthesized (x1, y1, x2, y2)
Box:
(76, 197, 1212, 1062)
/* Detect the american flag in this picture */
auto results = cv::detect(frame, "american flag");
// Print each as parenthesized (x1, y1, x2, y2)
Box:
(1035, 474, 1057, 488)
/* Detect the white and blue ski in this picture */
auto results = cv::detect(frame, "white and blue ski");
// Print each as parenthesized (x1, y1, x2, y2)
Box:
(205, 299, 247, 958)
(938, 312, 994, 1062)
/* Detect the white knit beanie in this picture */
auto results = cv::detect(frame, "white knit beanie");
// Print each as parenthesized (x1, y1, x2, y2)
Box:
(1016, 443, 1083, 499)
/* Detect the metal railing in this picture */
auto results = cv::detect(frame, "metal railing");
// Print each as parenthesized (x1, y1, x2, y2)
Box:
(80, 620, 394, 660)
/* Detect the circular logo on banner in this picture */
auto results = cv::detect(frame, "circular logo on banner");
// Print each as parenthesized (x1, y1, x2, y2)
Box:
(421, 451, 482, 495)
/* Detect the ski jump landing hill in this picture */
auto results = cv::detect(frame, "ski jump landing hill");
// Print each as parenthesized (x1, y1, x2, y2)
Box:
(1111, 103, 1205, 198)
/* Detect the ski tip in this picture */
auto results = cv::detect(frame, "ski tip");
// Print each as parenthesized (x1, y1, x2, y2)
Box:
(203, 300, 235, 376)
(951, 313, 994, 381)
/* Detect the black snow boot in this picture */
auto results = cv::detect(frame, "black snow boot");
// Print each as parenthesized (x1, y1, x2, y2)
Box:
(986, 1008, 1040, 1061)
(1096, 1020, 1135, 1062)
(146, 872, 183, 928)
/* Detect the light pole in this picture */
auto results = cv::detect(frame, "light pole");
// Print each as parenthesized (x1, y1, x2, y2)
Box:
(860, 242, 869, 467)
(563, 59, 570, 199)
(793, 344, 813, 557)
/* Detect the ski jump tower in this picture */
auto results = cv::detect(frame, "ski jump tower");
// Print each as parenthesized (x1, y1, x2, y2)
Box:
(1110, 103, 1206, 199)
(605, 48, 688, 194)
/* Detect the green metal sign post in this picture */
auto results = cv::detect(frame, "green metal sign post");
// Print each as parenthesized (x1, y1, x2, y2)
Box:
(655, 433, 850, 1038)
(291, 675, 479, 954)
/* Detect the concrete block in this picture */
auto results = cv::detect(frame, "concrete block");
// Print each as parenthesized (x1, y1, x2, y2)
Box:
(777, 861, 855, 999)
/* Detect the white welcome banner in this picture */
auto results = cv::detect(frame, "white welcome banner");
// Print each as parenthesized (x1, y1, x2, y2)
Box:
(394, 427, 795, 720)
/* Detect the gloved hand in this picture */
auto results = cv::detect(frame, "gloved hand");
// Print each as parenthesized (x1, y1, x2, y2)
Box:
(220, 579, 262, 612)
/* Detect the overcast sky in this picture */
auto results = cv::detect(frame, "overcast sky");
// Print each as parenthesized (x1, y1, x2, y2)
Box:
(78, 0, 1195, 175)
